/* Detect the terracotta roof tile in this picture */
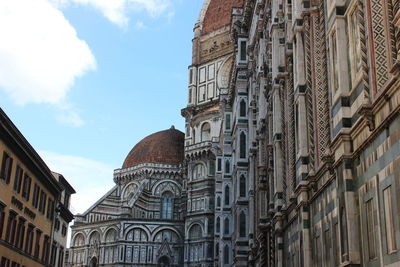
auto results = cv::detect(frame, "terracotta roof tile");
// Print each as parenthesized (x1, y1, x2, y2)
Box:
(202, 0, 244, 35)
(122, 127, 184, 168)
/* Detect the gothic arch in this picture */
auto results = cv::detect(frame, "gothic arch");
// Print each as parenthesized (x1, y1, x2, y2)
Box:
(124, 225, 151, 241)
(152, 180, 182, 197)
(152, 226, 183, 243)
(86, 229, 101, 244)
(88, 230, 101, 245)
(125, 227, 149, 242)
(104, 227, 118, 243)
(89, 256, 98, 267)
(187, 223, 203, 239)
(72, 232, 86, 247)
(121, 182, 140, 200)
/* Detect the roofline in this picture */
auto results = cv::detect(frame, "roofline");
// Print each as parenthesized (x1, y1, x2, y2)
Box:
(52, 171, 76, 194)
(0, 108, 62, 196)
(79, 185, 119, 216)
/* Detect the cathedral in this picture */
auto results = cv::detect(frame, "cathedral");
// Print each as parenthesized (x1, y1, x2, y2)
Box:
(67, 0, 400, 266)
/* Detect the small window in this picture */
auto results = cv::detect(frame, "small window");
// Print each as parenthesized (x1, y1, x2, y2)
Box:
(225, 160, 230, 174)
(239, 212, 246, 237)
(207, 82, 214, 99)
(15, 217, 26, 249)
(217, 196, 221, 208)
(199, 67, 206, 83)
(216, 158, 222, 173)
(216, 217, 220, 233)
(239, 132, 246, 159)
(209, 160, 215, 175)
(5, 210, 17, 244)
(224, 186, 230, 206)
(34, 230, 42, 258)
(208, 64, 215, 80)
(240, 41, 247, 61)
(1, 152, 13, 184)
(224, 218, 229, 235)
(32, 184, 39, 209)
(199, 85, 206, 102)
(225, 114, 231, 131)
(189, 69, 193, 84)
(13, 165, 23, 193)
(161, 192, 173, 219)
(22, 174, 31, 201)
(25, 224, 34, 254)
(39, 191, 47, 214)
(239, 99, 246, 117)
(239, 175, 246, 197)
(224, 245, 229, 264)
(47, 199, 54, 220)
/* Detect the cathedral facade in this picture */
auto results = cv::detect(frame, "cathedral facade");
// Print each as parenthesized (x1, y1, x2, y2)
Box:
(68, 0, 400, 266)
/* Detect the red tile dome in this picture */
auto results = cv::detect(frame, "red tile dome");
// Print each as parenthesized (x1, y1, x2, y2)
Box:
(202, 0, 244, 35)
(122, 127, 184, 168)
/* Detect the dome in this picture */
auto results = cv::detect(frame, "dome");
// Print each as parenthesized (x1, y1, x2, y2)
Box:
(201, 0, 244, 35)
(122, 127, 184, 168)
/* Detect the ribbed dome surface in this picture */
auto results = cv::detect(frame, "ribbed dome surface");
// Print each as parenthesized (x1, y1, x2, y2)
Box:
(202, 0, 244, 35)
(122, 127, 184, 168)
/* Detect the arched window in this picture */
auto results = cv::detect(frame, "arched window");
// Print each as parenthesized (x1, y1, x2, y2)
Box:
(225, 160, 230, 174)
(224, 245, 229, 264)
(193, 164, 206, 180)
(216, 217, 220, 233)
(161, 192, 173, 219)
(224, 218, 229, 235)
(215, 243, 219, 257)
(154, 230, 179, 243)
(240, 132, 246, 158)
(192, 129, 196, 144)
(189, 224, 202, 239)
(73, 234, 85, 247)
(239, 175, 246, 198)
(239, 99, 246, 117)
(239, 212, 246, 237)
(105, 229, 116, 243)
(201, 122, 211, 141)
(126, 228, 148, 242)
(89, 231, 100, 246)
(224, 185, 230, 206)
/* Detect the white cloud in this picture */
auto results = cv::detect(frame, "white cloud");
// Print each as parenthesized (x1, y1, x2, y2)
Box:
(56, 108, 85, 127)
(56, 0, 172, 27)
(38, 150, 115, 215)
(55, 103, 85, 127)
(0, 0, 96, 106)
(134, 20, 146, 29)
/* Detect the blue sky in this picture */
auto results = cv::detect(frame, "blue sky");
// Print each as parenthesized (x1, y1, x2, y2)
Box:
(0, 0, 203, 214)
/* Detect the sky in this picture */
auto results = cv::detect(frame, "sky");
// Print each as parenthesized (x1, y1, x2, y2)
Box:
(0, 0, 204, 216)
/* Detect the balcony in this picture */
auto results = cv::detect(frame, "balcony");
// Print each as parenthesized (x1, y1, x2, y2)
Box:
(185, 138, 220, 158)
